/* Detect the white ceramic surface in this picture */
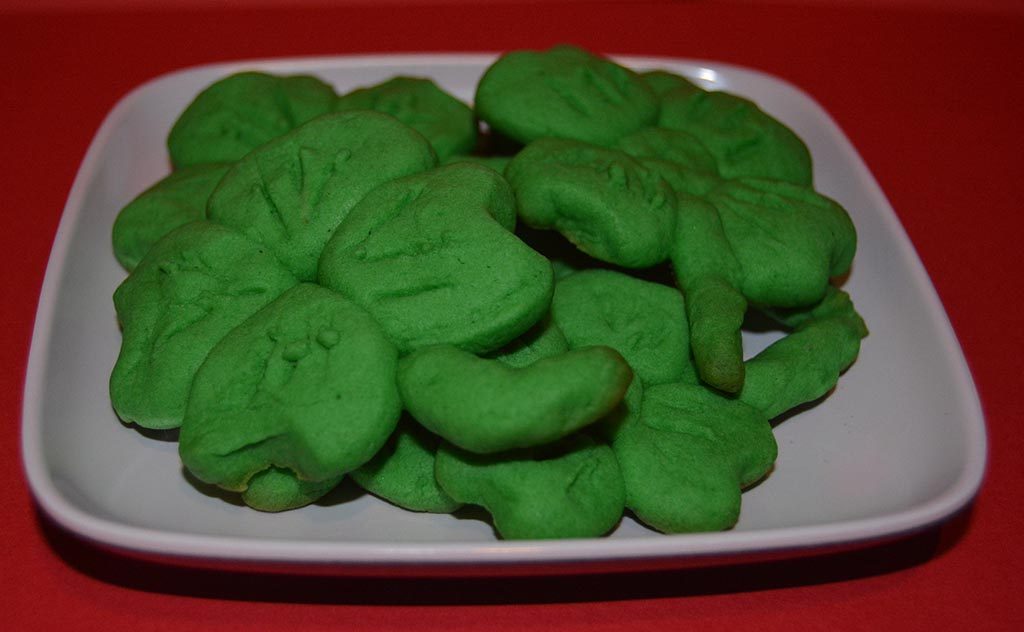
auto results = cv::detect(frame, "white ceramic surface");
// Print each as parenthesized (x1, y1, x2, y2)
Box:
(21, 54, 986, 572)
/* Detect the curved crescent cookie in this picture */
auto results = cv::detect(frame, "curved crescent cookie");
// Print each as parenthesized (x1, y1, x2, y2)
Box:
(741, 287, 868, 419)
(398, 344, 632, 454)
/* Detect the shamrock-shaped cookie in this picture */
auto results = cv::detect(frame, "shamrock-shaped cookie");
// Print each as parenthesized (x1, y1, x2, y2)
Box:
(612, 382, 777, 533)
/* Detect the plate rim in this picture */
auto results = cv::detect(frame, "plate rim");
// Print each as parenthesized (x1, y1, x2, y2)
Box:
(20, 52, 988, 570)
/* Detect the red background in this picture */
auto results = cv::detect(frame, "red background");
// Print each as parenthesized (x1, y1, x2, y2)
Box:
(3, 1, 1022, 629)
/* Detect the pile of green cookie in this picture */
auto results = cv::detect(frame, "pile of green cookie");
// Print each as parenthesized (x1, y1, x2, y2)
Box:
(110, 45, 867, 539)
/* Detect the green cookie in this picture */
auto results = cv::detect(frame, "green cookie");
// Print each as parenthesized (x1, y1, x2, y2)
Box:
(740, 287, 868, 419)
(354, 319, 576, 510)
(398, 343, 632, 454)
(475, 45, 658, 146)
(207, 111, 437, 281)
(441, 154, 512, 175)
(551, 269, 697, 387)
(242, 467, 343, 512)
(179, 283, 401, 492)
(335, 76, 477, 160)
(168, 71, 337, 169)
(714, 180, 856, 306)
(594, 378, 645, 443)
(670, 194, 746, 392)
(658, 82, 813, 185)
(483, 316, 570, 368)
(613, 127, 721, 197)
(613, 382, 777, 533)
(639, 69, 702, 99)
(435, 434, 626, 539)
(350, 416, 461, 514)
(112, 163, 232, 272)
(110, 221, 297, 429)
(671, 178, 857, 392)
(319, 163, 552, 354)
(506, 138, 678, 268)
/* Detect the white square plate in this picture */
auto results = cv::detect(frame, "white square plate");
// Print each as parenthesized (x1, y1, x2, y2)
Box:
(21, 54, 986, 574)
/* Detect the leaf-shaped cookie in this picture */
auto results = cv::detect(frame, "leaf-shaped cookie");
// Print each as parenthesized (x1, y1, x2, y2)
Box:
(349, 416, 461, 514)
(318, 163, 553, 354)
(506, 138, 678, 268)
(475, 45, 658, 146)
(168, 72, 337, 169)
(612, 382, 777, 533)
(112, 163, 231, 272)
(442, 154, 512, 175)
(713, 180, 856, 305)
(241, 467, 343, 512)
(207, 111, 437, 281)
(551, 269, 697, 387)
(639, 70, 703, 99)
(334, 76, 477, 160)
(179, 283, 401, 492)
(435, 434, 626, 539)
(110, 221, 297, 429)
(658, 81, 813, 185)
(612, 127, 721, 197)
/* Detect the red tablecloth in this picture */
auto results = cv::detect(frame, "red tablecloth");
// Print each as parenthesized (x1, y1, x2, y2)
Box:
(4, 1, 1022, 629)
